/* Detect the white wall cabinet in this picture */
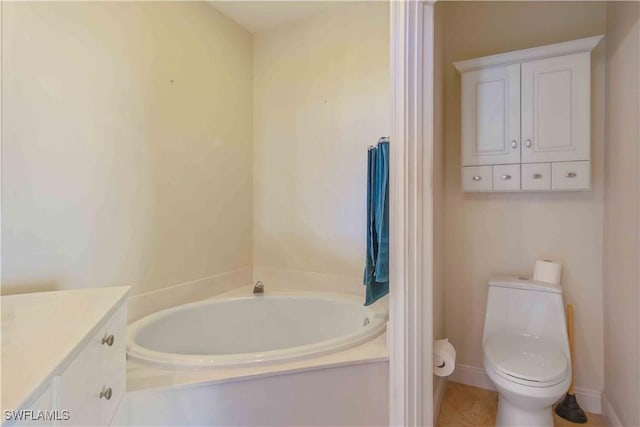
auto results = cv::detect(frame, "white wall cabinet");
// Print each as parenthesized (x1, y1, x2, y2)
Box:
(455, 35, 602, 192)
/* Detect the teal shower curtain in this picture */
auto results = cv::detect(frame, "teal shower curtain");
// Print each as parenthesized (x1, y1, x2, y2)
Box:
(363, 138, 389, 306)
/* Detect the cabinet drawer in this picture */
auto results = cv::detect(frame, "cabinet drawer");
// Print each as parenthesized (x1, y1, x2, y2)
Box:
(522, 163, 551, 191)
(492, 164, 520, 191)
(59, 304, 127, 426)
(552, 161, 590, 190)
(462, 166, 492, 192)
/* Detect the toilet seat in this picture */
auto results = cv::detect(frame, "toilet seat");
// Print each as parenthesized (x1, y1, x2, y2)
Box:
(484, 333, 569, 387)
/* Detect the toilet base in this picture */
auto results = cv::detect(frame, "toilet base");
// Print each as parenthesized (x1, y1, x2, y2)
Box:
(496, 396, 554, 427)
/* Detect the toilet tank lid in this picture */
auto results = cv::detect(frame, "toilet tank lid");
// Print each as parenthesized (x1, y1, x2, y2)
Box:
(489, 277, 562, 294)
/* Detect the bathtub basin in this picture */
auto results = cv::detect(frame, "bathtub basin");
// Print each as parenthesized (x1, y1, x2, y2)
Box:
(127, 291, 387, 368)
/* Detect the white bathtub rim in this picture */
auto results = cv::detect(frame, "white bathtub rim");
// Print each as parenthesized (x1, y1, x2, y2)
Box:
(127, 291, 388, 369)
(127, 354, 389, 395)
(128, 323, 386, 370)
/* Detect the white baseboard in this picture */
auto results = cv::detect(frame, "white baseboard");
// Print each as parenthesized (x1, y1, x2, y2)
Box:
(575, 387, 602, 415)
(601, 394, 623, 427)
(433, 377, 448, 423)
(127, 267, 252, 323)
(448, 363, 497, 391)
(449, 363, 602, 414)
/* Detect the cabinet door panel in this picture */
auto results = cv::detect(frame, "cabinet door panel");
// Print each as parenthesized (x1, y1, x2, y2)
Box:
(461, 64, 520, 166)
(522, 53, 590, 163)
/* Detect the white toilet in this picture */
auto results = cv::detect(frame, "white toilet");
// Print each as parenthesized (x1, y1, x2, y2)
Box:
(483, 277, 571, 427)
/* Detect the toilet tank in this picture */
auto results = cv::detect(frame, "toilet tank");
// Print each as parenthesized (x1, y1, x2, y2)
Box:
(483, 277, 569, 352)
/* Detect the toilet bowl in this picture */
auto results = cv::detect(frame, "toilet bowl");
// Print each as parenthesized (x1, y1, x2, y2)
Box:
(482, 277, 571, 427)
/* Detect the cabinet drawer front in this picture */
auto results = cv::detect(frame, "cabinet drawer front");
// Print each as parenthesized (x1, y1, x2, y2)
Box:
(522, 163, 551, 191)
(462, 166, 492, 192)
(552, 161, 590, 190)
(492, 164, 520, 191)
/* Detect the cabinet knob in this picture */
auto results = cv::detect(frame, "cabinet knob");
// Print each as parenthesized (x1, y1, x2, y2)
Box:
(472, 175, 482, 181)
(102, 334, 115, 346)
(533, 173, 543, 179)
(99, 386, 113, 400)
(501, 175, 512, 180)
(511, 140, 518, 149)
(525, 139, 532, 148)
(566, 172, 577, 178)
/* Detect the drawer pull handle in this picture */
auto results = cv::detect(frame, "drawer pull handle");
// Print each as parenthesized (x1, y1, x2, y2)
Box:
(511, 140, 517, 149)
(100, 386, 112, 400)
(533, 173, 543, 179)
(501, 174, 512, 180)
(525, 139, 532, 148)
(566, 172, 577, 178)
(472, 175, 482, 181)
(102, 334, 115, 346)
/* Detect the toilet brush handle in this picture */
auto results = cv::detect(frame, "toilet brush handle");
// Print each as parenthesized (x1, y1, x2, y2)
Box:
(567, 304, 575, 395)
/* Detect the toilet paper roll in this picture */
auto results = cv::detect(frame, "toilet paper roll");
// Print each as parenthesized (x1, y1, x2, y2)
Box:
(434, 339, 456, 377)
(533, 259, 562, 285)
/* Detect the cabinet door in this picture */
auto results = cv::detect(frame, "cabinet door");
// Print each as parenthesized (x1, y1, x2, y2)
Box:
(521, 52, 590, 163)
(461, 64, 520, 166)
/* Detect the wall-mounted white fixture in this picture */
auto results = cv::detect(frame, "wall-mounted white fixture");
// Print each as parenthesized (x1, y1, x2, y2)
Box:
(454, 35, 603, 192)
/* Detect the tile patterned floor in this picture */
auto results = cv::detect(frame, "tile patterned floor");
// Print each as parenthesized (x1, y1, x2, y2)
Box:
(436, 382, 607, 427)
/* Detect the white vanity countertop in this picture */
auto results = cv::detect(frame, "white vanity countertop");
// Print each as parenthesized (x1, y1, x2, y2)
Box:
(1, 286, 130, 414)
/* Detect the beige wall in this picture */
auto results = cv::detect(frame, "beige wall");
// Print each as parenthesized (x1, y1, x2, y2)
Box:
(252, 2, 390, 292)
(441, 2, 607, 392)
(603, 2, 640, 425)
(2, 2, 253, 296)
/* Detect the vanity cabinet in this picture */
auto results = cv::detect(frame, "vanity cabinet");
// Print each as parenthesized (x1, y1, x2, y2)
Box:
(455, 35, 602, 192)
(2, 287, 129, 427)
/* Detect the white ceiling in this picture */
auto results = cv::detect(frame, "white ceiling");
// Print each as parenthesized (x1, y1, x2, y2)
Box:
(208, 1, 342, 34)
